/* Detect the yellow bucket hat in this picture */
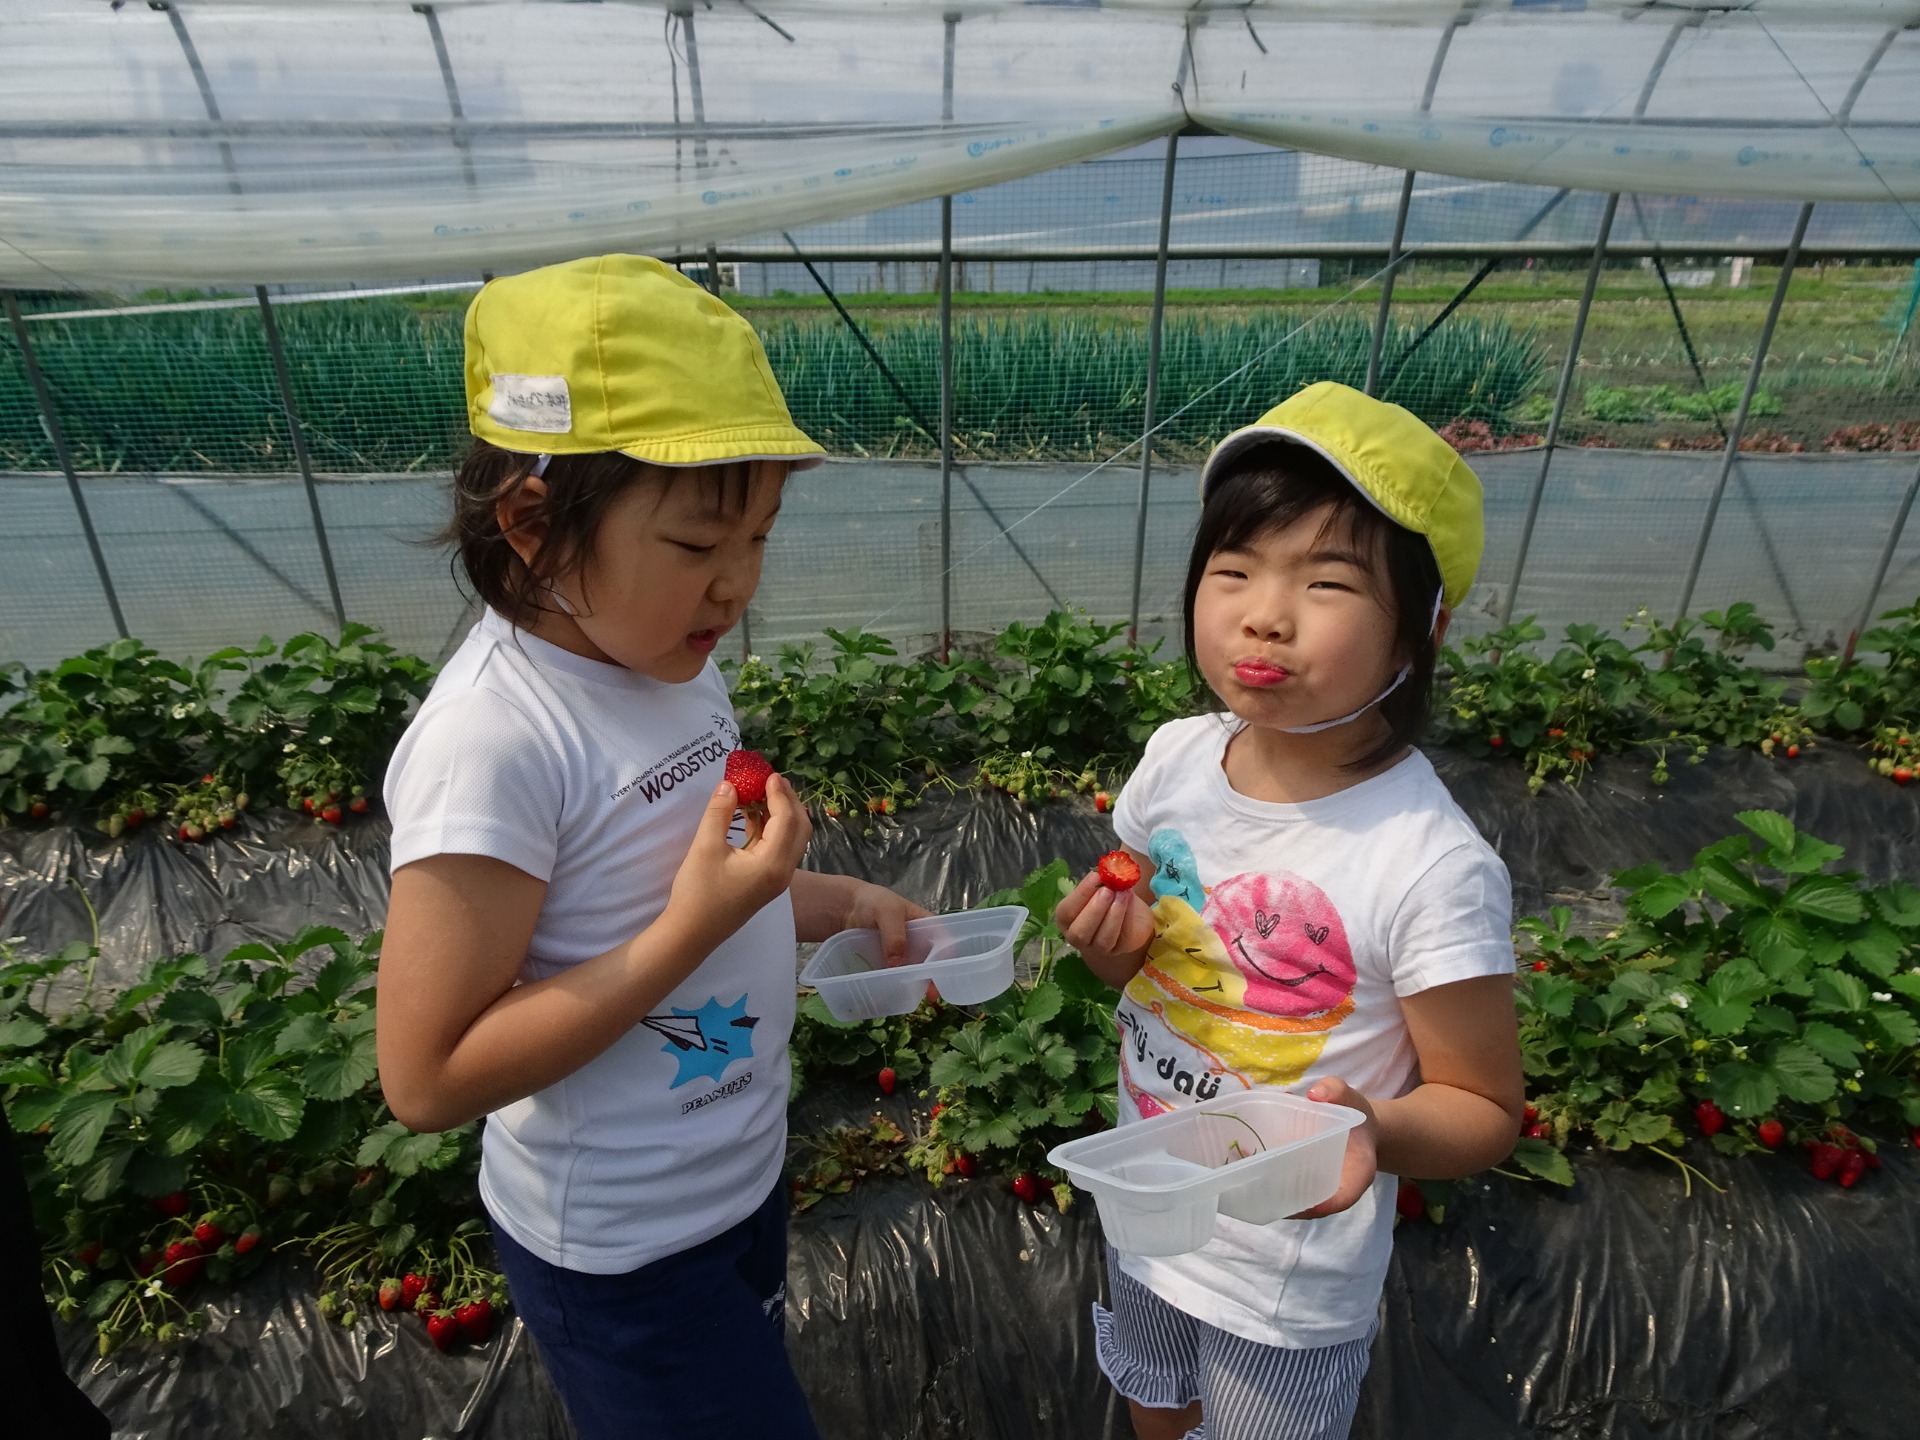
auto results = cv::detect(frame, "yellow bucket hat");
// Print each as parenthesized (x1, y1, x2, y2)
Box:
(464, 254, 826, 469)
(1198, 381, 1484, 609)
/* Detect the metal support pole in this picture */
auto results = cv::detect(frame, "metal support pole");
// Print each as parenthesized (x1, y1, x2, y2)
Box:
(1497, 194, 1618, 629)
(1849, 454, 1920, 663)
(677, 9, 722, 295)
(1674, 203, 1812, 621)
(4, 293, 128, 639)
(1128, 133, 1179, 644)
(1363, 4, 1471, 396)
(159, 2, 240, 194)
(938, 12, 958, 659)
(256, 288, 347, 630)
(415, 4, 479, 192)
(1497, 18, 1692, 629)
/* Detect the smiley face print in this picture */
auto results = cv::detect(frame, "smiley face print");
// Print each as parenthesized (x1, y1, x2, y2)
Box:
(1200, 871, 1356, 1020)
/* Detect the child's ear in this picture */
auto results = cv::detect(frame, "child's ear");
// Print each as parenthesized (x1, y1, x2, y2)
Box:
(495, 473, 551, 574)
(1433, 605, 1453, 651)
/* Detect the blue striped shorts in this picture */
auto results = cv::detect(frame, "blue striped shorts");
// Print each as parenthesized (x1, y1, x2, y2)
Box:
(1091, 1250, 1374, 1440)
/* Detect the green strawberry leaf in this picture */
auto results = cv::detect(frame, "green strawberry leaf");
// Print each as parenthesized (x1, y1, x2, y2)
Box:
(48, 1091, 121, 1168)
(1764, 1042, 1836, 1105)
(1797, 1020, 1863, 1068)
(1781, 875, 1864, 925)
(228, 1071, 305, 1141)
(1509, 1137, 1573, 1186)
(301, 1034, 378, 1101)
(0, 1016, 47, 1050)
(1708, 1060, 1779, 1119)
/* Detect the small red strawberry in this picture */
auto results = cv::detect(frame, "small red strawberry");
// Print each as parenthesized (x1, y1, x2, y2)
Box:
(877, 1066, 898, 1096)
(425, 1310, 460, 1352)
(1395, 1181, 1425, 1221)
(1694, 1101, 1726, 1138)
(724, 749, 775, 810)
(1547, 727, 1565, 739)
(1011, 1172, 1040, 1205)
(1093, 791, 1112, 814)
(234, 1226, 262, 1255)
(1524, 1121, 1550, 1140)
(321, 804, 343, 824)
(1894, 767, 1913, 787)
(349, 795, 369, 814)
(1523, 1103, 1539, 1123)
(414, 1289, 443, 1318)
(930, 1102, 945, 1119)
(378, 1278, 404, 1312)
(455, 1299, 494, 1344)
(1096, 850, 1141, 891)
(219, 813, 236, 829)
(127, 807, 146, 827)
(401, 1272, 434, 1309)
(193, 1220, 225, 1248)
(302, 796, 315, 813)
(1488, 735, 1505, 749)
(76, 1242, 103, 1268)
(29, 801, 49, 820)
(954, 1152, 977, 1178)
(153, 1190, 189, 1217)
(162, 1238, 207, 1287)
(1756, 1119, 1785, 1149)
(1530, 960, 1548, 972)
(1786, 744, 1801, 759)
(1837, 1149, 1867, 1189)
(1808, 1142, 1844, 1180)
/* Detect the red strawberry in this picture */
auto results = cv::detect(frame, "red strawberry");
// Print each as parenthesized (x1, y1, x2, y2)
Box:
(1395, 1181, 1425, 1221)
(1786, 744, 1801, 759)
(1808, 1142, 1845, 1180)
(425, 1310, 460, 1352)
(193, 1221, 225, 1248)
(378, 1278, 403, 1312)
(1093, 791, 1112, 814)
(349, 795, 369, 814)
(1894, 767, 1914, 786)
(30, 801, 49, 820)
(321, 804, 343, 825)
(930, 1102, 945, 1119)
(1547, 727, 1565, 739)
(302, 796, 315, 813)
(877, 1066, 898, 1096)
(1837, 1149, 1867, 1188)
(723, 749, 775, 809)
(401, 1272, 434, 1308)
(162, 1238, 207, 1287)
(76, 1242, 103, 1268)
(1756, 1119, 1786, 1149)
(1523, 1104, 1539, 1123)
(954, 1152, 977, 1178)
(1694, 1101, 1726, 1138)
(234, 1226, 262, 1255)
(127, 807, 146, 827)
(153, 1191, 189, 1217)
(1096, 850, 1141, 892)
(1524, 1121, 1550, 1140)
(414, 1289, 443, 1318)
(1488, 735, 1505, 748)
(1530, 960, 1548, 972)
(1011, 1172, 1040, 1205)
(455, 1299, 494, 1344)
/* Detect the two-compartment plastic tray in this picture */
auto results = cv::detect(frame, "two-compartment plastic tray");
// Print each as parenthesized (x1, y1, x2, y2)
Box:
(799, 905, 1027, 1021)
(1048, 1089, 1364, 1257)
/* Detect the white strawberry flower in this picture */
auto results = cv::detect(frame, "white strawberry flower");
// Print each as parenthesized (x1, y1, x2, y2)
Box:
(1582, 667, 1596, 680)
(1668, 991, 1689, 1009)
(283, 742, 297, 754)
(317, 735, 333, 746)
(1873, 991, 1893, 1003)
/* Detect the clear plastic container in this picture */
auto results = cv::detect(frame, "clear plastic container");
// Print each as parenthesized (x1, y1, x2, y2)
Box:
(799, 905, 1027, 1021)
(1047, 1090, 1364, 1257)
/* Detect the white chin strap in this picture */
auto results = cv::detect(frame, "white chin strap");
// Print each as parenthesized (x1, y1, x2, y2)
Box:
(530, 453, 552, 478)
(1275, 587, 1445, 736)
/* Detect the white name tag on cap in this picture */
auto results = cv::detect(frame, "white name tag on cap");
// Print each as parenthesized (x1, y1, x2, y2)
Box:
(488, 374, 572, 434)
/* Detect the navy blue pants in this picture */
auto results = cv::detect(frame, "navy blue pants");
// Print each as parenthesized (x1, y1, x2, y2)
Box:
(492, 1182, 821, 1440)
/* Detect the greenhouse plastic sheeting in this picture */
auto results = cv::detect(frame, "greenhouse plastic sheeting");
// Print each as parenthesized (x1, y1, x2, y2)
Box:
(6, 744, 1920, 985)
(47, 1096, 1920, 1439)
(4, 0, 1918, 287)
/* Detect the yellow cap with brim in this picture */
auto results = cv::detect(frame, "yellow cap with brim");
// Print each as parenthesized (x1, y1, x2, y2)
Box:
(464, 253, 827, 470)
(1198, 381, 1484, 609)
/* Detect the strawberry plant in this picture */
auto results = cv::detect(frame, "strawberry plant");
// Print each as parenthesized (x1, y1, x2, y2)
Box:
(907, 861, 1120, 1208)
(0, 927, 496, 1354)
(1516, 810, 1920, 1195)
(786, 1117, 909, 1211)
(1801, 600, 1920, 742)
(728, 628, 952, 815)
(789, 993, 958, 1099)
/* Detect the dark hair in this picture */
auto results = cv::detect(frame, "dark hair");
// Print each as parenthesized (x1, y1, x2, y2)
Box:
(1182, 443, 1443, 771)
(445, 440, 756, 625)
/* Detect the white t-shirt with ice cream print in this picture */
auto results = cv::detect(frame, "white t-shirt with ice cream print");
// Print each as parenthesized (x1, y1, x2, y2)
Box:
(1109, 713, 1514, 1349)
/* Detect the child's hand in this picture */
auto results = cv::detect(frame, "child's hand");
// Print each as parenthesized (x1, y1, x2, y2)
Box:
(666, 773, 812, 954)
(1290, 1077, 1380, 1219)
(1056, 868, 1155, 986)
(843, 881, 934, 967)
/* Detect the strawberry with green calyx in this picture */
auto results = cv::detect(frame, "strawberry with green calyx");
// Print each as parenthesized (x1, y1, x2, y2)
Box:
(877, 1067, 897, 1096)
(400, 1272, 436, 1309)
(426, 1309, 461, 1352)
(724, 749, 776, 812)
(1093, 791, 1112, 814)
(1693, 1101, 1726, 1138)
(1756, 1119, 1786, 1149)
(378, 1278, 404, 1312)
(455, 1299, 495, 1344)
(1011, 1173, 1040, 1205)
(193, 1220, 226, 1248)
(1837, 1149, 1868, 1188)
(161, 1238, 208, 1287)
(953, 1152, 977, 1178)
(1096, 850, 1141, 892)
(1807, 1142, 1845, 1180)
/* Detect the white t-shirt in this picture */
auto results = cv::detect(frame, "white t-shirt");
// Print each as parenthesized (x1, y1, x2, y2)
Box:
(1110, 713, 1513, 1349)
(384, 610, 795, 1275)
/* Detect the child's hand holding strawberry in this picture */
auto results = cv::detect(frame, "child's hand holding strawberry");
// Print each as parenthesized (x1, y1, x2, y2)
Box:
(665, 770, 813, 956)
(1056, 849, 1157, 988)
